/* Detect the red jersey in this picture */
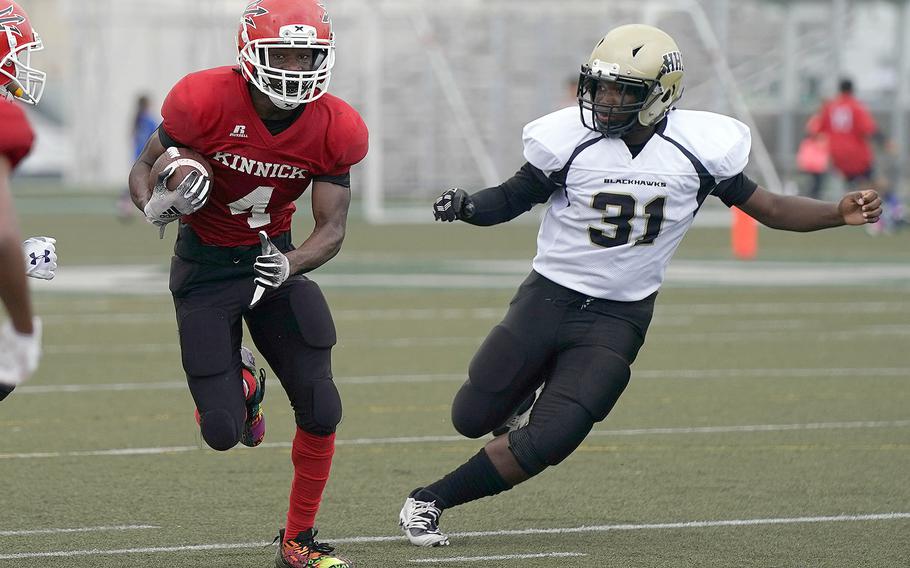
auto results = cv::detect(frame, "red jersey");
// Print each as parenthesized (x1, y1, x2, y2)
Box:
(816, 94, 877, 177)
(161, 66, 369, 247)
(0, 99, 35, 170)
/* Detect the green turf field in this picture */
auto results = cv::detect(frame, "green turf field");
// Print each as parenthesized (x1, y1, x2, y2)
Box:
(1, 193, 908, 567)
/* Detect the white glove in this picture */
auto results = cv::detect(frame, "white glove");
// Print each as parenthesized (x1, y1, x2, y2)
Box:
(23, 236, 57, 280)
(143, 163, 211, 238)
(0, 318, 42, 387)
(249, 231, 290, 307)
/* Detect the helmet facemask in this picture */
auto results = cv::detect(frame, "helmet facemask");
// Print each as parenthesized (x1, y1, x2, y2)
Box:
(578, 59, 660, 138)
(239, 24, 334, 109)
(1, 26, 45, 105)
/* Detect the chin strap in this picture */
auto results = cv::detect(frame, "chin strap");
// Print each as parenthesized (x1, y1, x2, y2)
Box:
(268, 94, 300, 110)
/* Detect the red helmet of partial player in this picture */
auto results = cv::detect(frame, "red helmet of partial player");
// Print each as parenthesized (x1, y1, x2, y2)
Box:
(237, 0, 334, 109)
(0, 0, 44, 105)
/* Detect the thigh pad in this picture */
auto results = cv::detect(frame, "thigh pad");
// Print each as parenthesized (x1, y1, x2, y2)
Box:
(288, 279, 337, 348)
(468, 325, 529, 394)
(574, 348, 631, 422)
(179, 308, 232, 377)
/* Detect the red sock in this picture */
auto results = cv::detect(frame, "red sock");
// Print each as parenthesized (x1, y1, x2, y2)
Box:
(285, 428, 335, 539)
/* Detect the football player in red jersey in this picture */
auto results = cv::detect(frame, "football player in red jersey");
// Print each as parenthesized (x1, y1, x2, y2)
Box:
(0, 0, 56, 401)
(127, 1, 367, 566)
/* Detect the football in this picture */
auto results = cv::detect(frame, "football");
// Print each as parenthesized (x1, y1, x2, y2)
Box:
(148, 147, 213, 193)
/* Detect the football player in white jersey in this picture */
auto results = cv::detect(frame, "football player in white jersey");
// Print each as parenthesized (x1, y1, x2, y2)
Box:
(398, 24, 882, 547)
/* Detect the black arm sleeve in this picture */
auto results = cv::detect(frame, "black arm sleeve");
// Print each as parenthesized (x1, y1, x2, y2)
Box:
(464, 162, 561, 226)
(713, 172, 758, 207)
(313, 172, 351, 188)
(158, 127, 184, 148)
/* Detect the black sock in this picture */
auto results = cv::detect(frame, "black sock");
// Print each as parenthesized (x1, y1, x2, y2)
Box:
(416, 449, 513, 510)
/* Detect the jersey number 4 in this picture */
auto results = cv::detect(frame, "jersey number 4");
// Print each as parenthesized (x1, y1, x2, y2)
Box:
(228, 186, 274, 228)
(589, 193, 666, 248)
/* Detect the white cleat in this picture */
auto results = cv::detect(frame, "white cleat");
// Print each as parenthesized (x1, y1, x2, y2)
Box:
(399, 492, 450, 547)
(492, 384, 543, 436)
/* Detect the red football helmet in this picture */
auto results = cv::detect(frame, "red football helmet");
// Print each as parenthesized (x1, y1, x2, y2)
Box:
(237, 0, 334, 109)
(0, 0, 44, 105)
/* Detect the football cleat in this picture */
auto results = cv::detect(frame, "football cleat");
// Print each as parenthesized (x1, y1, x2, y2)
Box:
(491, 384, 543, 437)
(239, 346, 266, 448)
(274, 528, 350, 568)
(399, 489, 450, 547)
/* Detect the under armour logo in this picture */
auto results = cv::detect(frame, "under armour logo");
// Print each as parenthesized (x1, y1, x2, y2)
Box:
(29, 250, 50, 265)
(230, 124, 248, 138)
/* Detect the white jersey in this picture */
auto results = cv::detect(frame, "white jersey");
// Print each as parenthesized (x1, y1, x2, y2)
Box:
(526, 107, 752, 301)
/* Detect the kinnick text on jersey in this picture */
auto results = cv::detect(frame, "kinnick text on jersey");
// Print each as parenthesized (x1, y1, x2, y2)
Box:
(211, 151, 309, 179)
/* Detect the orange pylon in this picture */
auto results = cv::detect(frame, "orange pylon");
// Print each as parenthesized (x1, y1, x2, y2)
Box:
(731, 206, 758, 260)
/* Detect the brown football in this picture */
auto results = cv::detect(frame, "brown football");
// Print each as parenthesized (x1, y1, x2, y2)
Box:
(148, 147, 213, 193)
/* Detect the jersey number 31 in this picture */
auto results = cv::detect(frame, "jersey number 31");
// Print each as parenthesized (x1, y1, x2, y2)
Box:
(589, 192, 666, 248)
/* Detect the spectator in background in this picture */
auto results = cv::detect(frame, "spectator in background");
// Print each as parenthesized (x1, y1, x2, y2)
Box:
(796, 110, 829, 199)
(117, 95, 158, 221)
(815, 78, 900, 232)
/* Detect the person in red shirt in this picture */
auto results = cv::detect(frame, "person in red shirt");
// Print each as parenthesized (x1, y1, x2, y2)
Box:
(816, 78, 900, 231)
(0, 1, 56, 401)
(128, 1, 367, 566)
(816, 78, 880, 185)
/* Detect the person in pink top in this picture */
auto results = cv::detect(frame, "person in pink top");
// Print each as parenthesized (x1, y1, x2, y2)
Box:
(796, 110, 829, 199)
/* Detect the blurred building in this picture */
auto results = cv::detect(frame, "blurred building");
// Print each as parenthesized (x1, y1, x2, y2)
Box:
(15, 0, 910, 222)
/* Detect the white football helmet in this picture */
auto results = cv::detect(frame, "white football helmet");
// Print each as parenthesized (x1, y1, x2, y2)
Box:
(577, 24, 684, 138)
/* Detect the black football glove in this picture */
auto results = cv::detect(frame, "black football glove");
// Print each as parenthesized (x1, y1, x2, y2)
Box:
(0, 383, 14, 402)
(433, 188, 476, 222)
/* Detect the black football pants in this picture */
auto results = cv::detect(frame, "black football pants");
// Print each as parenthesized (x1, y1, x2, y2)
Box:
(452, 271, 656, 475)
(169, 225, 341, 450)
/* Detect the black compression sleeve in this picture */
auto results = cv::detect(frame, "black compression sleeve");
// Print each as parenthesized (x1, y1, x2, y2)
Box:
(464, 163, 560, 226)
(158, 128, 183, 148)
(713, 172, 758, 207)
(313, 172, 351, 188)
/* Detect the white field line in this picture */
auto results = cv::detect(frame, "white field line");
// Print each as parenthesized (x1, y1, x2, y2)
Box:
(37, 302, 910, 324)
(36, 261, 910, 295)
(14, 374, 469, 394)
(1, 513, 908, 560)
(1, 420, 907, 460)
(39, 325, 910, 356)
(0, 525, 159, 537)
(14, 367, 910, 395)
(409, 552, 587, 563)
(40, 308, 507, 325)
(41, 327, 910, 360)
